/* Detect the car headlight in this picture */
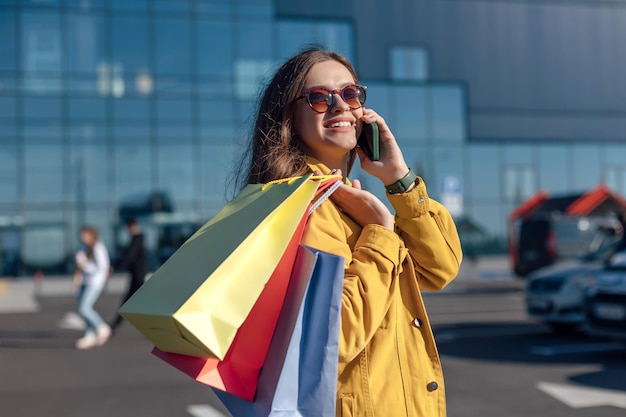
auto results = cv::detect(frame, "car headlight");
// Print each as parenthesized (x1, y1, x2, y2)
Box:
(569, 274, 596, 290)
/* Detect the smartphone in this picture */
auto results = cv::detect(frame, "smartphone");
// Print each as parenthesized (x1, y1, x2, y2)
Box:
(358, 121, 380, 161)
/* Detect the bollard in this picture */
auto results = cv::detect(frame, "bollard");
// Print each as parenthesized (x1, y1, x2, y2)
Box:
(33, 270, 44, 297)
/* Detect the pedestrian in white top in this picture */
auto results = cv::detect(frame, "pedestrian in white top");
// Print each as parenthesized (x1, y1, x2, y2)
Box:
(74, 226, 112, 350)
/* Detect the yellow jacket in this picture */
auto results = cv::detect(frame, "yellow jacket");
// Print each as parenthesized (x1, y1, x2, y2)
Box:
(302, 159, 462, 417)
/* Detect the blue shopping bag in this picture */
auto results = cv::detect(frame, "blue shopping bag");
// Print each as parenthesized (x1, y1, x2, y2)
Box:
(213, 244, 344, 417)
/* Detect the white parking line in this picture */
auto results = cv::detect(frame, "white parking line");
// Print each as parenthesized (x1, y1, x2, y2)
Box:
(538, 381, 626, 409)
(187, 404, 230, 417)
(530, 342, 626, 356)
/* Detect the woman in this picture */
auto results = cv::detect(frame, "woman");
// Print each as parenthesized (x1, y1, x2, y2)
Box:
(239, 47, 462, 416)
(74, 226, 112, 350)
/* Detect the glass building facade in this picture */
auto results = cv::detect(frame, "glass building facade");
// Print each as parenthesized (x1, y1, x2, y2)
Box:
(1, 0, 626, 275)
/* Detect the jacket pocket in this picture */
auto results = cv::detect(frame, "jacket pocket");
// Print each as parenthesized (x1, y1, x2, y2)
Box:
(339, 395, 353, 417)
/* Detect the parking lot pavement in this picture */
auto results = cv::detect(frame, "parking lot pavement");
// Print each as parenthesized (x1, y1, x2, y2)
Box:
(0, 275, 128, 314)
(1, 265, 625, 417)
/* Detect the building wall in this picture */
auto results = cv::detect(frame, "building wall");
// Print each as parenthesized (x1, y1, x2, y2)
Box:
(279, 0, 626, 142)
(1, 0, 626, 276)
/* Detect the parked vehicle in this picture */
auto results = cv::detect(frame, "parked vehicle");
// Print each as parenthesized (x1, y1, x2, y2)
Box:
(513, 215, 620, 277)
(585, 251, 626, 339)
(525, 249, 607, 332)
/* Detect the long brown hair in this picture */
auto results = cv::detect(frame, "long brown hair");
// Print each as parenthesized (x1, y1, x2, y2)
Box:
(80, 226, 99, 260)
(234, 46, 360, 189)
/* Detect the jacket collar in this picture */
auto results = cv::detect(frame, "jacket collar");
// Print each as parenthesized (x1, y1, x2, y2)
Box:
(305, 156, 352, 186)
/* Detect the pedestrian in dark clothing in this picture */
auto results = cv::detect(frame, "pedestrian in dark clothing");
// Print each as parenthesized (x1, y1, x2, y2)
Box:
(110, 217, 147, 331)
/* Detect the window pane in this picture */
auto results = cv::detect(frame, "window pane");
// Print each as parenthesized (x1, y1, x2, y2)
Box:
(23, 96, 62, 119)
(432, 86, 465, 142)
(0, 123, 17, 143)
(313, 22, 354, 63)
(0, 145, 17, 202)
(0, 10, 17, 71)
(111, 15, 149, 76)
(113, 97, 151, 120)
(0, 96, 17, 118)
(156, 123, 192, 142)
(110, 0, 148, 11)
(69, 97, 106, 119)
(114, 143, 152, 200)
(157, 144, 194, 203)
(155, 18, 191, 75)
(200, 144, 237, 214)
(66, 12, 106, 74)
(197, 20, 233, 78)
(468, 145, 500, 202)
(20, 11, 62, 73)
(604, 144, 626, 165)
(234, 59, 273, 100)
(393, 85, 427, 144)
(156, 99, 193, 121)
(391, 47, 428, 81)
(68, 144, 110, 204)
(24, 122, 62, 141)
(572, 145, 601, 191)
(538, 146, 569, 193)
(24, 144, 64, 203)
(21, 211, 67, 273)
(66, 0, 106, 9)
(199, 99, 234, 123)
(504, 144, 534, 164)
(69, 122, 107, 144)
(153, 0, 192, 13)
(195, 0, 233, 15)
(277, 21, 314, 61)
(237, 21, 271, 60)
(504, 165, 536, 204)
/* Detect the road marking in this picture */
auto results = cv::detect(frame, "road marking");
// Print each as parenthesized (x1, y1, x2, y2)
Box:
(530, 342, 626, 356)
(537, 381, 626, 409)
(187, 404, 230, 417)
(0, 279, 7, 294)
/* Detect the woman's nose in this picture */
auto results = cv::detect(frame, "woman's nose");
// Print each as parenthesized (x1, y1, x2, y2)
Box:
(330, 92, 351, 112)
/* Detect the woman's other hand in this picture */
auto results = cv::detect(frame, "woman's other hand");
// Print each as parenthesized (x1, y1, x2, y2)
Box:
(330, 173, 395, 231)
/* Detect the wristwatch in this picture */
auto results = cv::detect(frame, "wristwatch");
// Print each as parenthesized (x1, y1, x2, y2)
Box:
(385, 169, 418, 194)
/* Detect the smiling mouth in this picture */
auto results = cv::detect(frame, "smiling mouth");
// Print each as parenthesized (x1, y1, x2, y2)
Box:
(326, 121, 354, 128)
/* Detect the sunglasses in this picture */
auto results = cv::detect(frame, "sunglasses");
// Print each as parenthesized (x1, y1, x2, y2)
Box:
(298, 84, 367, 113)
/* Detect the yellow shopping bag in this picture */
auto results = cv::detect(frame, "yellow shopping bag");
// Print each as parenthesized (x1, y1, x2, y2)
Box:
(118, 175, 339, 360)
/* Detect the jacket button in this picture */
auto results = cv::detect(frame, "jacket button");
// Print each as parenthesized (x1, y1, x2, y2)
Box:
(427, 381, 439, 392)
(413, 317, 422, 327)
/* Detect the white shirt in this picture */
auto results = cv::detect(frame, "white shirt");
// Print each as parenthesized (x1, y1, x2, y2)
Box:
(76, 240, 110, 287)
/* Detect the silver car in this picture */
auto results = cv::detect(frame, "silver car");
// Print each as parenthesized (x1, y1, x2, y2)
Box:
(525, 255, 604, 332)
(585, 251, 626, 339)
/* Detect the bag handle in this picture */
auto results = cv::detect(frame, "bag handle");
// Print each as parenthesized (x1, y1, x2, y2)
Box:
(309, 181, 343, 215)
(261, 174, 342, 190)
(261, 174, 344, 216)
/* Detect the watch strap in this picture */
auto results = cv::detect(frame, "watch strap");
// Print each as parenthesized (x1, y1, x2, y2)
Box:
(385, 169, 418, 194)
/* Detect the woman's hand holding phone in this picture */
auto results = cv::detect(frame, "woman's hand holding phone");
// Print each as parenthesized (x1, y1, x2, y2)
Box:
(357, 109, 413, 189)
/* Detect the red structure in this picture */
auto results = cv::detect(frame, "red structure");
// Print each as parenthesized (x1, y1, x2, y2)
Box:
(509, 185, 626, 276)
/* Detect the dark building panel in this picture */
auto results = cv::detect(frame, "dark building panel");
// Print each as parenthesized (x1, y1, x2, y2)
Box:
(278, 0, 626, 141)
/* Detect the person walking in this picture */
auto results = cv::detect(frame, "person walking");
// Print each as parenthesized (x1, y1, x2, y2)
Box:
(74, 226, 112, 350)
(236, 47, 462, 416)
(110, 217, 147, 332)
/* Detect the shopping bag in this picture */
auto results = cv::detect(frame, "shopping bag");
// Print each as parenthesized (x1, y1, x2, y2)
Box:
(150, 180, 343, 401)
(150, 215, 307, 401)
(212, 244, 344, 417)
(118, 175, 339, 359)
